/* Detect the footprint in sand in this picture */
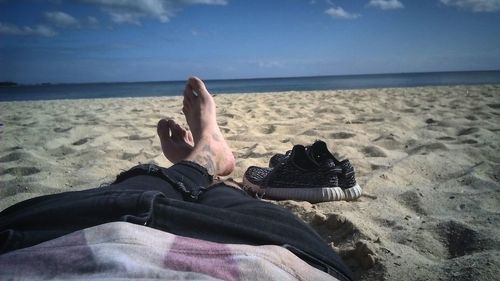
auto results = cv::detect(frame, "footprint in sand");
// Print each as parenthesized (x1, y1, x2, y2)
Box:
(53, 127, 73, 133)
(465, 115, 478, 121)
(366, 118, 385, 122)
(435, 220, 487, 259)
(330, 132, 356, 139)
(220, 113, 235, 119)
(259, 124, 276, 134)
(407, 142, 448, 155)
(486, 103, 500, 109)
(127, 134, 154, 141)
(435, 136, 455, 141)
(373, 218, 398, 229)
(398, 191, 427, 215)
(0, 151, 29, 162)
(49, 145, 76, 157)
(400, 108, 416, 113)
(370, 163, 390, 170)
(315, 107, 331, 114)
(72, 138, 90, 146)
(121, 151, 142, 161)
(457, 127, 480, 136)
(372, 134, 402, 150)
(460, 139, 478, 144)
(0, 167, 41, 176)
(21, 121, 38, 127)
(301, 129, 317, 136)
(361, 146, 387, 158)
(425, 118, 437, 124)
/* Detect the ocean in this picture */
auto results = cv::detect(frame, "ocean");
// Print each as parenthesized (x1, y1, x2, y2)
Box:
(0, 70, 499, 101)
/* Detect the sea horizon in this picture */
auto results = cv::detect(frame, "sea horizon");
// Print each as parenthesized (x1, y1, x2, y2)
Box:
(2, 69, 499, 86)
(1, 70, 499, 102)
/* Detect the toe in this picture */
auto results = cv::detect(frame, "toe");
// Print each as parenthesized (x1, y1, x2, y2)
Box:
(186, 130, 194, 144)
(183, 83, 195, 101)
(157, 119, 171, 139)
(188, 76, 210, 97)
(171, 123, 185, 141)
(180, 127, 194, 146)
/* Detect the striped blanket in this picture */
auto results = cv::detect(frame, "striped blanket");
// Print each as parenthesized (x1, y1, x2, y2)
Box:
(0, 221, 337, 280)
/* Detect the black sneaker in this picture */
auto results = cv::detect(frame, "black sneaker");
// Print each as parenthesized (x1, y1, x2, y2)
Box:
(243, 145, 361, 202)
(270, 140, 359, 191)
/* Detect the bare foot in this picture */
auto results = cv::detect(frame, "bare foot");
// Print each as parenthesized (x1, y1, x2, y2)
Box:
(157, 119, 194, 163)
(182, 76, 235, 176)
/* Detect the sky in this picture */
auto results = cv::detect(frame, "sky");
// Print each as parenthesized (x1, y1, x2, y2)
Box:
(0, 0, 499, 84)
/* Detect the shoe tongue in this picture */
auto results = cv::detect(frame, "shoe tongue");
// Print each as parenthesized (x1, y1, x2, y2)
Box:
(306, 149, 321, 166)
(291, 145, 318, 169)
(308, 140, 331, 163)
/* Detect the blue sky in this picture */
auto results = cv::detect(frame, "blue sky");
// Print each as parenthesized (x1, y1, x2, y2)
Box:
(1, 0, 499, 84)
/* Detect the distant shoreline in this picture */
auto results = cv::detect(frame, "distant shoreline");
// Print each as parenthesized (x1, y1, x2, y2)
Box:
(1, 70, 500, 102)
(0, 82, 18, 87)
(5, 69, 500, 87)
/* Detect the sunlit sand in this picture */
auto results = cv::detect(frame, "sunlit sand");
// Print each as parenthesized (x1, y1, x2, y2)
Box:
(1, 84, 499, 280)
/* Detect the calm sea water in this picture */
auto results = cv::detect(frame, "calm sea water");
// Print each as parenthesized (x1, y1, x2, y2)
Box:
(1, 70, 499, 101)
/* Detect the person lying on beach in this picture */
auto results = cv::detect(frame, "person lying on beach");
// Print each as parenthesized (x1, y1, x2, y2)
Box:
(0, 77, 353, 281)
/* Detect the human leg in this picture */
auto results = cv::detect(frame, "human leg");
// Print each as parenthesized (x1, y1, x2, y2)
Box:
(108, 77, 236, 199)
(159, 76, 235, 177)
(107, 161, 212, 201)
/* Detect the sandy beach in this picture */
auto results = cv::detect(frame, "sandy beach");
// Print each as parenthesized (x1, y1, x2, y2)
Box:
(1, 85, 499, 280)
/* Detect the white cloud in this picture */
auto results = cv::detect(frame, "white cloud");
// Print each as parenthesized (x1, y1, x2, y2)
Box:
(440, 0, 500, 12)
(88, 16, 99, 25)
(0, 22, 57, 37)
(368, 0, 404, 10)
(78, 0, 171, 24)
(325, 6, 360, 19)
(77, 0, 227, 25)
(108, 11, 145, 25)
(44, 11, 79, 26)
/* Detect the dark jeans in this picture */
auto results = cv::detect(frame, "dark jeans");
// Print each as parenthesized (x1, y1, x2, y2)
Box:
(0, 161, 353, 281)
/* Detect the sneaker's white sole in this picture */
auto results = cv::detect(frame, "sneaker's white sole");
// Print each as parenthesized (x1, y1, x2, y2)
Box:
(242, 176, 362, 203)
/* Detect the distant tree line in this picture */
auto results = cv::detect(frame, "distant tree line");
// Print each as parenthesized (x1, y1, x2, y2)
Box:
(0, 82, 18, 87)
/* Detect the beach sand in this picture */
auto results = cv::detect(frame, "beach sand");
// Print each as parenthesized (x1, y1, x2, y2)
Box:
(1, 85, 499, 280)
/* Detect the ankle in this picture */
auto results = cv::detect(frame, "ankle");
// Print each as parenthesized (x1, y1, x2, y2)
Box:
(195, 127, 218, 142)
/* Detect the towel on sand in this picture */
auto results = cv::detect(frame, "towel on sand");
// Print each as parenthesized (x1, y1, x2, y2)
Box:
(0, 221, 337, 280)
